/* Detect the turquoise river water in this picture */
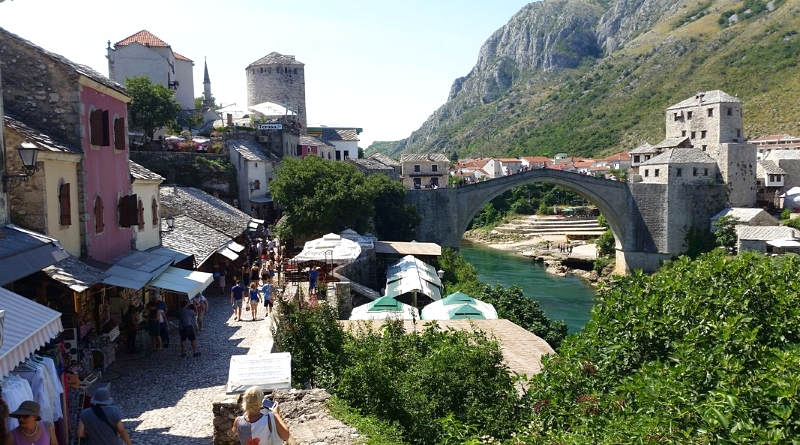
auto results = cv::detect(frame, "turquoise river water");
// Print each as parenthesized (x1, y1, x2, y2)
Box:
(459, 241, 595, 333)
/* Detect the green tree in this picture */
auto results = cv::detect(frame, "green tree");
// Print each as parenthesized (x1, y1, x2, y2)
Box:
(367, 174, 419, 241)
(596, 229, 615, 257)
(784, 216, 800, 230)
(126, 77, 180, 141)
(712, 215, 740, 251)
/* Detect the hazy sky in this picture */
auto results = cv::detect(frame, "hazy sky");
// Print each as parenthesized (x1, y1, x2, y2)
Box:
(0, 0, 528, 146)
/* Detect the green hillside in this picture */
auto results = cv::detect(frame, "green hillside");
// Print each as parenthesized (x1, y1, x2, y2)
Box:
(403, 0, 800, 158)
(365, 139, 406, 157)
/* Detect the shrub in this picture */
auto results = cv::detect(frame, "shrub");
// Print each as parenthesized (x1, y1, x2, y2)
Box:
(780, 208, 791, 220)
(595, 229, 615, 257)
(784, 217, 800, 230)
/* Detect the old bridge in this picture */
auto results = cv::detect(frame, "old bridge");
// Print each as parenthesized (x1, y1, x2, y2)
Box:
(406, 168, 727, 273)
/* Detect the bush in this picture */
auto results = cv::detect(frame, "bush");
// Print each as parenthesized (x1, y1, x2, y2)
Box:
(780, 209, 792, 220)
(784, 217, 800, 230)
(595, 229, 615, 257)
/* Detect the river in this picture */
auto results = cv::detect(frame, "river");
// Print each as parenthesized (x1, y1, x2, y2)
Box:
(459, 241, 595, 333)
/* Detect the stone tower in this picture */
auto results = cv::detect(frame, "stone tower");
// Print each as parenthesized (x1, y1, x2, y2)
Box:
(202, 57, 212, 109)
(246, 52, 306, 128)
(664, 90, 756, 206)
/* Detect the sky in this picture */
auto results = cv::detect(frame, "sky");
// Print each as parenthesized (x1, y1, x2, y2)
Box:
(0, 0, 529, 146)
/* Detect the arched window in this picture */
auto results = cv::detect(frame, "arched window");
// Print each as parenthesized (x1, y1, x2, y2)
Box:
(94, 196, 104, 233)
(137, 199, 145, 230)
(152, 197, 158, 226)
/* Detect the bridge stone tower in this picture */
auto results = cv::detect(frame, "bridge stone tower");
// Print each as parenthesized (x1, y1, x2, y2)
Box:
(246, 52, 306, 129)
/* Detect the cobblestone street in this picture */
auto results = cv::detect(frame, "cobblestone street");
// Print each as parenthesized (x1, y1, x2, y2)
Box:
(102, 294, 273, 444)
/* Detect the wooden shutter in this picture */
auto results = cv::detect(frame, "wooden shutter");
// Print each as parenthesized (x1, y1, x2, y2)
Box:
(118, 194, 138, 227)
(114, 118, 126, 150)
(101, 110, 110, 146)
(151, 198, 158, 226)
(59, 183, 71, 226)
(90, 110, 102, 145)
(137, 199, 144, 230)
(95, 197, 104, 233)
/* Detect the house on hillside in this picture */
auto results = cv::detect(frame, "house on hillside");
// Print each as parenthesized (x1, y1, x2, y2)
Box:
(368, 153, 402, 179)
(520, 156, 551, 169)
(497, 158, 522, 175)
(749, 134, 800, 158)
(400, 153, 449, 189)
(638, 148, 718, 185)
(307, 127, 360, 161)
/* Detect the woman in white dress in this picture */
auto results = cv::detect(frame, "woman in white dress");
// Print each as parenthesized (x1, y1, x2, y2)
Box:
(232, 387, 290, 445)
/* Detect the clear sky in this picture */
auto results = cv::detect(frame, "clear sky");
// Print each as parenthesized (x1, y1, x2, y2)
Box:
(0, 0, 529, 146)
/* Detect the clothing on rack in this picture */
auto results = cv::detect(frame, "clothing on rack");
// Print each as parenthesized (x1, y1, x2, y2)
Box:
(11, 355, 64, 423)
(1, 374, 34, 431)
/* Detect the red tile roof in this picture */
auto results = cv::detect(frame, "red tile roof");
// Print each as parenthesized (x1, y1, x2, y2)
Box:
(496, 157, 522, 163)
(115, 30, 170, 48)
(548, 162, 575, 170)
(603, 152, 630, 161)
(173, 52, 192, 62)
(521, 156, 551, 163)
(574, 160, 596, 168)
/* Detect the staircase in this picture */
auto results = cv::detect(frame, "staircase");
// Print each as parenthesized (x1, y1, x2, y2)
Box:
(493, 216, 605, 237)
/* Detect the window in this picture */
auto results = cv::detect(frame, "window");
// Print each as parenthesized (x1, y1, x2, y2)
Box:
(343, 151, 349, 160)
(414, 164, 421, 172)
(737, 129, 741, 138)
(137, 199, 145, 230)
(704, 168, 708, 176)
(151, 197, 158, 226)
(413, 178, 421, 189)
(681, 130, 687, 137)
(633, 155, 640, 163)
(430, 177, 439, 187)
(335, 151, 341, 161)
(59, 183, 71, 226)
(94, 196, 104, 233)
(654, 169, 660, 177)
(693, 167, 698, 176)
(254, 180, 260, 190)
(702, 145, 707, 151)
(727, 107, 732, 116)
(431, 164, 438, 172)
(674, 112, 680, 121)
(90, 109, 110, 146)
(707, 108, 713, 117)
(118, 194, 138, 228)
(687, 111, 693, 119)
(701, 130, 706, 138)
(644, 169, 649, 177)
(644, 155, 651, 161)
(294, 68, 298, 74)
(691, 131, 696, 139)
(676, 168, 682, 177)
(114, 118, 125, 150)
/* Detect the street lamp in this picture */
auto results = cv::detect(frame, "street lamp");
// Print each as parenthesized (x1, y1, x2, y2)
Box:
(161, 215, 175, 232)
(3, 141, 40, 185)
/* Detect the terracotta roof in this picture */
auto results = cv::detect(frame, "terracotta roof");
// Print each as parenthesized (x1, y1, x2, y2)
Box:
(129, 160, 165, 182)
(496, 158, 522, 163)
(667, 90, 741, 110)
(0, 27, 127, 95)
(247, 52, 303, 68)
(4, 114, 80, 154)
(547, 162, 575, 170)
(521, 156, 551, 163)
(173, 52, 192, 62)
(603, 152, 630, 161)
(574, 160, 595, 168)
(115, 30, 170, 48)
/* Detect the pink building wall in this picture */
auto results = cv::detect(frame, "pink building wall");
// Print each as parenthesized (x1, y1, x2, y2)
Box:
(299, 145, 318, 157)
(80, 85, 132, 262)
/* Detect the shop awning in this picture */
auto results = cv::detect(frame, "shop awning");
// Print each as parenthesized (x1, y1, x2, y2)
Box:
(102, 250, 172, 290)
(147, 246, 191, 264)
(0, 287, 63, 378)
(767, 238, 800, 248)
(384, 276, 442, 301)
(149, 267, 213, 298)
(227, 241, 245, 253)
(42, 256, 106, 293)
(217, 248, 238, 261)
(0, 225, 69, 286)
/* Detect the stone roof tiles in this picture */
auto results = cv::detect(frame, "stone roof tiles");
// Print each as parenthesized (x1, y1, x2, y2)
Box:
(399, 153, 450, 163)
(4, 114, 80, 154)
(712, 207, 776, 224)
(247, 52, 303, 68)
(160, 215, 232, 266)
(653, 137, 692, 150)
(667, 90, 741, 110)
(628, 142, 657, 154)
(758, 160, 786, 175)
(114, 30, 170, 48)
(641, 148, 716, 165)
(736, 225, 799, 241)
(42, 256, 106, 293)
(159, 186, 250, 238)
(1, 27, 127, 95)
(129, 160, 165, 182)
(319, 128, 359, 142)
(298, 135, 334, 148)
(765, 150, 800, 161)
(368, 153, 400, 167)
(348, 158, 395, 171)
(229, 139, 272, 162)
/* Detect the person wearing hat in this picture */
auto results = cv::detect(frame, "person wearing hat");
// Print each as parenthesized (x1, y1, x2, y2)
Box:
(6, 400, 57, 445)
(76, 387, 132, 445)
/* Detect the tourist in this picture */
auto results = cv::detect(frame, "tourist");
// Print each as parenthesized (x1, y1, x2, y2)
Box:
(194, 293, 209, 331)
(124, 304, 140, 353)
(179, 299, 200, 358)
(261, 279, 274, 315)
(248, 282, 260, 321)
(308, 266, 319, 297)
(232, 387, 290, 445)
(155, 295, 170, 348)
(250, 263, 261, 284)
(146, 301, 162, 350)
(275, 255, 283, 282)
(77, 387, 133, 445)
(267, 260, 276, 281)
(231, 279, 245, 321)
(241, 264, 249, 287)
(7, 400, 57, 445)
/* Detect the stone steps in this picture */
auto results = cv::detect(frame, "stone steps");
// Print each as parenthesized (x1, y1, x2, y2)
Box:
(494, 217, 605, 236)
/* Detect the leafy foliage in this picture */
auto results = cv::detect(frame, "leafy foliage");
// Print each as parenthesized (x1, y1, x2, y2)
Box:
(368, 174, 420, 241)
(521, 251, 800, 443)
(126, 77, 180, 140)
(469, 183, 587, 229)
(783, 217, 800, 231)
(325, 396, 408, 445)
(713, 215, 740, 250)
(595, 229, 615, 257)
(780, 209, 791, 220)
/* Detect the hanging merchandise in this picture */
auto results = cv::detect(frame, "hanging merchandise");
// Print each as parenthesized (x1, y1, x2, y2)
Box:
(1, 374, 34, 431)
(11, 355, 65, 424)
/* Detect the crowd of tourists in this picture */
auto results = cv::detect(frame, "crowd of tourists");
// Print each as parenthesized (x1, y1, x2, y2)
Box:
(230, 236, 284, 322)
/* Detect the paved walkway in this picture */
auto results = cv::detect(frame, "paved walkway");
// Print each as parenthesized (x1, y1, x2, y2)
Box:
(101, 295, 274, 444)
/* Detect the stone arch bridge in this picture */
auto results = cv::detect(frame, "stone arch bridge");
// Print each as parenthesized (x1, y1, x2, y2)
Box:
(405, 168, 727, 273)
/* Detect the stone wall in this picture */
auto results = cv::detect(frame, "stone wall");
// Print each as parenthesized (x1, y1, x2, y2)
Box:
(718, 143, 757, 207)
(212, 389, 357, 445)
(0, 30, 82, 149)
(246, 64, 306, 128)
(129, 151, 236, 198)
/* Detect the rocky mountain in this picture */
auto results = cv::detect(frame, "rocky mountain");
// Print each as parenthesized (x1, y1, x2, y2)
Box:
(370, 0, 800, 158)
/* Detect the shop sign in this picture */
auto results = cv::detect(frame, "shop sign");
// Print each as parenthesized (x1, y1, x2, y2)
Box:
(257, 123, 283, 130)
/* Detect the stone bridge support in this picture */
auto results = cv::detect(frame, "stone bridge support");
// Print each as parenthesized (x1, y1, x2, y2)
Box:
(406, 169, 727, 274)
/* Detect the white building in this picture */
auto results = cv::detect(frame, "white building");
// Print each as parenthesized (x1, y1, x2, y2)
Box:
(228, 139, 277, 219)
(129, 161, 165, 251)
(107, 30, 195, 110)
(496, 158, 523, 175)
(310, 127, 360, 161)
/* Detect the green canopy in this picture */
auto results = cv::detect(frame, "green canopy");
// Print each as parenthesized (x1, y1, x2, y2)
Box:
(448, 304, 486, 320)
(442, 291, 475, 305)
(367, 296, 403, 312)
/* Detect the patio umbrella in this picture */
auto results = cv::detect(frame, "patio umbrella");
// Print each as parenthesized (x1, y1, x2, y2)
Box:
(349, 296, 420, 320)
(291, 233, 361, 264)
(421, 292, 498, 320)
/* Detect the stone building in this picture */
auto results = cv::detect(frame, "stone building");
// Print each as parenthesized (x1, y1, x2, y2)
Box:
(348, 158, 398, 180)
(639, 148, 718, 185)
(297, 135, 335, 160)
(129, 160, 164, 251)
(307, 127, 361, 161)
(227, 139, 278, 219)
(107, 30, 195, 111)
(750, 134, 800, 158)
(368, 153, 401, 178)
(399, 153, 449, 189)
(246, 52, 306, 129)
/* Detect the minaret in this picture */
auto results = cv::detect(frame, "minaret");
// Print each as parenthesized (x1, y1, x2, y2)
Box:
(202, 57, 212, 109)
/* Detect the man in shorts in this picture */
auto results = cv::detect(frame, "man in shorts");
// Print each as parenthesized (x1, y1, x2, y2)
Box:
(193, 293, 209, 331)
(231, 279, 244, 321)
(261, 280, 274, 315)
(179, 299, 199, 358)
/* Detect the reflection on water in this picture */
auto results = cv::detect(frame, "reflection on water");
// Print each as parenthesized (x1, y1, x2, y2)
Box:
(459, 241, 595, 333)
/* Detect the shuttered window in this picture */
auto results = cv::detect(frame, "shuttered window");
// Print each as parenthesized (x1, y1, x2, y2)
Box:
(94, 196, 104, 233)
(151, 198, 158, 226)
(118, 194, 138, 227)
(137, 199, 145, 230)
(90, 109, 110, 146)
(59, 183, 71, 226)
(114, 118, 126, 150)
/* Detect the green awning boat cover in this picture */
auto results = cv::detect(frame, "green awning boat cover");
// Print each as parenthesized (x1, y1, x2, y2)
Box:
(448, 304, 486, 320)
(442, 291, 474, 305)
(368, 296, 403, 312)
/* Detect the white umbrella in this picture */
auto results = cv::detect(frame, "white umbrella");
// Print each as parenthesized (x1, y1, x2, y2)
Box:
(349, 296, 419, 320)
(421, 292, 498, 320)
(291, 233, 362, 264)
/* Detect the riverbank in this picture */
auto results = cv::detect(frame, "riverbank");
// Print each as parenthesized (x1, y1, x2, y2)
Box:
(463, 228, 614, 285)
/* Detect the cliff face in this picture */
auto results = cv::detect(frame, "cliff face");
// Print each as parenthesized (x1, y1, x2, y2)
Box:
(382, 0, 800, 158)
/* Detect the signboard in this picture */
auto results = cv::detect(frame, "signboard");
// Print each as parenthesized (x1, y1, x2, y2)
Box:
(226, 353, 291, 394)
(257, 123, 283, 130)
